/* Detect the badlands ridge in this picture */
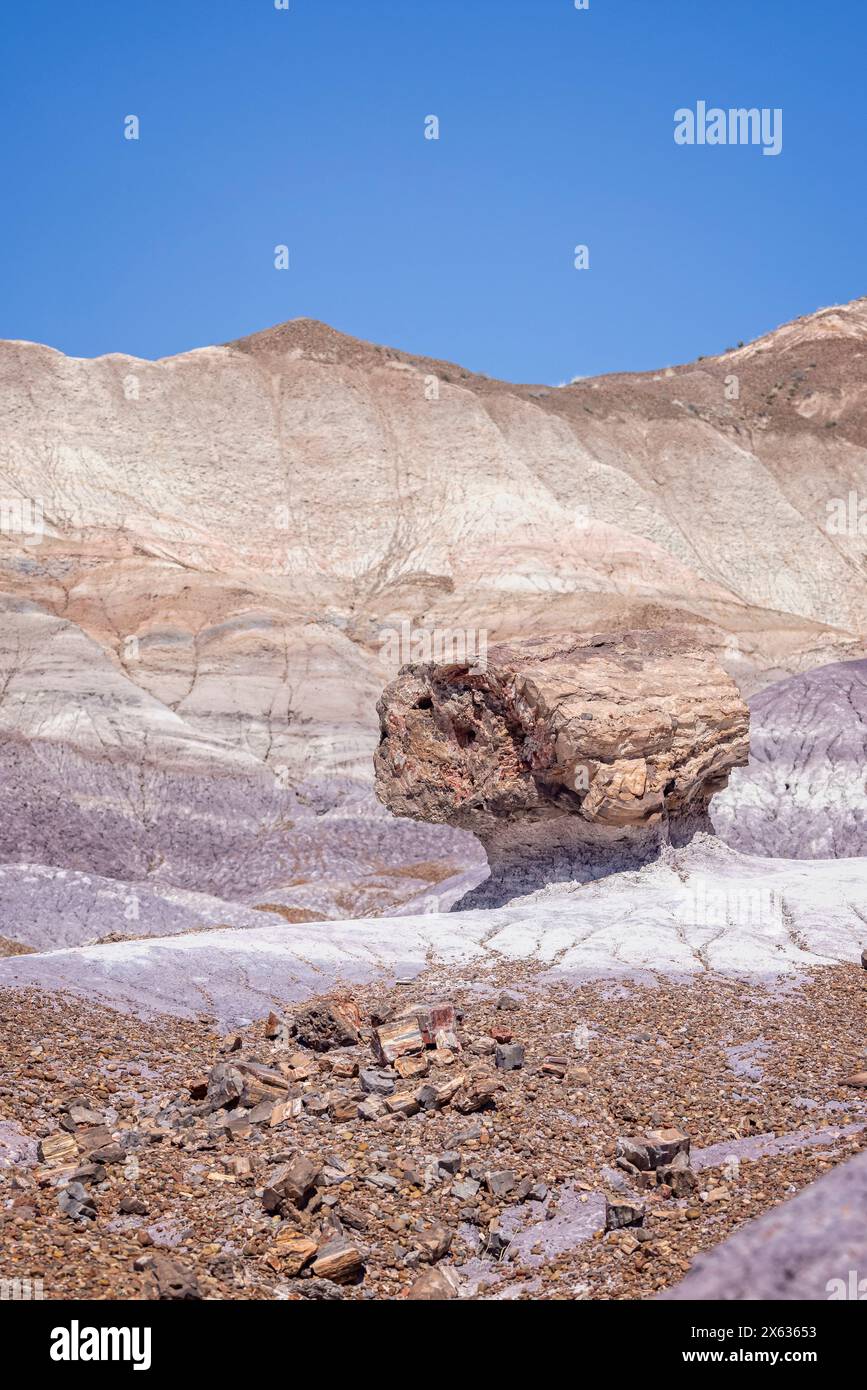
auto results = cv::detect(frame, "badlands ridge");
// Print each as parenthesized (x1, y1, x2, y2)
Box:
(0, 302, 866, 1300)
(0, 296, 866, 931)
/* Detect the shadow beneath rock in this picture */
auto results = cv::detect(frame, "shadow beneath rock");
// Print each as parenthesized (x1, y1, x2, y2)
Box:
(449, 812, 712, 911)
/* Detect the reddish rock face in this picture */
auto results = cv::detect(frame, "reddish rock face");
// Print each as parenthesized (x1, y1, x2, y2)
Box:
(374, 629, 749, 905)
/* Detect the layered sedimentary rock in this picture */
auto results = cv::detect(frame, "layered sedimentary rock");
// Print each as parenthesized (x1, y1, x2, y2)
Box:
(0, 597, 482, 922)
(374, 629, 749, 905)
(1, 298, 866, 935)
(713, 657, 867, 859)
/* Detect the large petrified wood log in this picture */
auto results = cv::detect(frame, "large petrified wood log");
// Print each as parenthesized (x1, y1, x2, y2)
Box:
(374, 630, 749, 907)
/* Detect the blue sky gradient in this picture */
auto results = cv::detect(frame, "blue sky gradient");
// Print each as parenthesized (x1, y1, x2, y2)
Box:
(1, 0, 864, 381)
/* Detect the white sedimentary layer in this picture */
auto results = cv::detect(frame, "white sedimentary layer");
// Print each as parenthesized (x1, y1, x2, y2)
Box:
(2, 837, 864, 1025)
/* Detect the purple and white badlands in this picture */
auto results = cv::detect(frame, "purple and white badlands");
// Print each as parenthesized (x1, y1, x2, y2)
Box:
(4, 629, 864, 1024)
(1, 303, 866, 1300)
(713, 657, 867, 860)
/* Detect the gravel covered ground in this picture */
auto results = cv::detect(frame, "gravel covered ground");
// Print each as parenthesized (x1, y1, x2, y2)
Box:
(1, 963, 866, 1301)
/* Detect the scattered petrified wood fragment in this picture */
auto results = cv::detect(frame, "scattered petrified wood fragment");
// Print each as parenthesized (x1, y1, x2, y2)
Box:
(311, 1237, 364, 1284)
(266, 1230, 319, 1276)
(37, 1132, 79, 1166)
(452, 1073, 504, 1114)
(406, 1003, 457, 1045)
(373, 1017, 425, 1064)
(146, 1254, 203, 1301)
(604, 1197, 646, 1231)
(644, 1128, 691, 1167)
(261, 1153, 321, 1213)
(290, 997, 361, 1051)
(406, 1267, 459, 1300)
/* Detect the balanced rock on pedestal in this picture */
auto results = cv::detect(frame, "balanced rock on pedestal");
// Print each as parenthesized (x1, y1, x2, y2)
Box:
(374, 629, 749, 908)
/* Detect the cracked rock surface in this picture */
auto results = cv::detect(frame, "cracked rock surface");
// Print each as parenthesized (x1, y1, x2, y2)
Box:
(714, 657, 867, 860)
(2, 837, 865, 1025)
(375, 629, 749, 907)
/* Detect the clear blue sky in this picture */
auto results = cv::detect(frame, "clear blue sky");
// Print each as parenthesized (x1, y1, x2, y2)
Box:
(1, 0, 864, 382)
